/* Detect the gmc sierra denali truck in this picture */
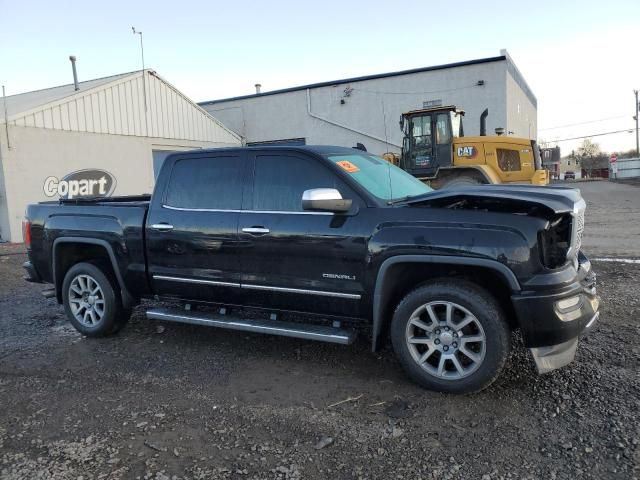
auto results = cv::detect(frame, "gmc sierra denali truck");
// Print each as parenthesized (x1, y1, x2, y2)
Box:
(23, 146, 599, 393)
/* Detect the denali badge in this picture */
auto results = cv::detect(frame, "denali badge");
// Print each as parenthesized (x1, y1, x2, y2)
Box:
(44, 169, 117, 199)
(323, 273, 356, 280)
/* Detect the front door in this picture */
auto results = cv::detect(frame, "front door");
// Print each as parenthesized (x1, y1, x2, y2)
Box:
(146, 151, 246, 304)
(239, 151, 367, 318)
(434, 112, 453, 168)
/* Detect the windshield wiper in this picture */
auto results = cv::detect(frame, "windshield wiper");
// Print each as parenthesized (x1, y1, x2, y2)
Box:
(387, 195, 413, 205)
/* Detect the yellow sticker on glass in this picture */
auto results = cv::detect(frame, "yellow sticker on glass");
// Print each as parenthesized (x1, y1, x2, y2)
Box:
(336, 160, 360, 173)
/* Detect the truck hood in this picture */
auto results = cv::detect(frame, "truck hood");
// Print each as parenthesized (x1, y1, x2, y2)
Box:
(403, 185, 583, 216)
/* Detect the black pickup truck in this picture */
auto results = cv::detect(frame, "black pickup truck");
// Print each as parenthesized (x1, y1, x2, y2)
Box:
(23, 146, 599, 393)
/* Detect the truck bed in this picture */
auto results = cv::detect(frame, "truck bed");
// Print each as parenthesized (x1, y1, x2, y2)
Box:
(25, 197, 151, 298)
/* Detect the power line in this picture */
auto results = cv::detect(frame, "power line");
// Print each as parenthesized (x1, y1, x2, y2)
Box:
(546, 129, 634, 143)
(539, 115, 629, 131)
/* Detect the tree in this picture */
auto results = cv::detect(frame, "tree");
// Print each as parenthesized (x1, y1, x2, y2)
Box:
(576, 139, 607, 178)
(577, 139, 600, 158)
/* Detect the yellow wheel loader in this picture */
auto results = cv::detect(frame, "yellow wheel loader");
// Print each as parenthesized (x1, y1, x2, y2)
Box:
(387, 106, 548, 188)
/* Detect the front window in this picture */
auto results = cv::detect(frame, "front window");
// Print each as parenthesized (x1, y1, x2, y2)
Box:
(253, 154, 342, 212)
(325, 153, 433, 201)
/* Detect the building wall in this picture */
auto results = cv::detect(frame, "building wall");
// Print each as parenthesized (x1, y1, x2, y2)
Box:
(0, 125, 240, 242)
(505, 70, 537, 139)
(203, 58, 537, 156)
(559, 156, 583, 179)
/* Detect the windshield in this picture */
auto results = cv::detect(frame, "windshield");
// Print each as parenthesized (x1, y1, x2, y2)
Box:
(325, 153, 433, 201)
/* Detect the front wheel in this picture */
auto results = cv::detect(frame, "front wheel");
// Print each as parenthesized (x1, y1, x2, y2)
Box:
(439, 175, 483, 189)
(62, 262, 130, 337)
(391, 280, 511, 394)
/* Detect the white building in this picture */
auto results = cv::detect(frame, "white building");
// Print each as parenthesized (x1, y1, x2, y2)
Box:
(201, 50, 536, 154)
(0, 70, 241, 242)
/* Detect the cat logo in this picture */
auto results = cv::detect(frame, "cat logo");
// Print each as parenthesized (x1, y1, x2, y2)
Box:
(457, 146, 478, 158)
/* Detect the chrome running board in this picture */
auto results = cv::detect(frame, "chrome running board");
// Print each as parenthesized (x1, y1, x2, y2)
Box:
(146, 308, 356, 345)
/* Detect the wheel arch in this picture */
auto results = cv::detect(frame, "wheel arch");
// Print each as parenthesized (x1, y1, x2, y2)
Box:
(371, 255, 521, 352)
(52, 237, 134, 308)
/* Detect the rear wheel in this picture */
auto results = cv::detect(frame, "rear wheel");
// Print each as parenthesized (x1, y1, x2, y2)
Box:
(62, 262, 130, 337)
(391, 279, 510, 394)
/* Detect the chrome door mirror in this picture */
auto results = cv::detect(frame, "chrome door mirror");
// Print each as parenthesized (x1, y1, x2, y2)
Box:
(302, 188, 352, 213)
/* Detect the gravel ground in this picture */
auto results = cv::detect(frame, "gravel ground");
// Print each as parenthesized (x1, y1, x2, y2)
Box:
(1, 181, 639, 479)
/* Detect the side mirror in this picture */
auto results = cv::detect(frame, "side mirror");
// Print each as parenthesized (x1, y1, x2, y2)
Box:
(302, 188, 352, 213)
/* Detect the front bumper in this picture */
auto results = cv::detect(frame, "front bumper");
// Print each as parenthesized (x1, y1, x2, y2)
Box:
(511, 253, 599, 373)
(529, 311, 598, 373)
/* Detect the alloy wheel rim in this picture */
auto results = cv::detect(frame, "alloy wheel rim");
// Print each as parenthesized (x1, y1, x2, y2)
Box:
(68, 274, 105, 327)
(405, 301, 486, 380)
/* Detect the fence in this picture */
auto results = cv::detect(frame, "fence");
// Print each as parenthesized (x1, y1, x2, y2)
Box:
(611, 158, 640, 179)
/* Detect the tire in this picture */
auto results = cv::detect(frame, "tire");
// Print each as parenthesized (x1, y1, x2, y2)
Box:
(62, 262, 130, 337)
(440, 175, 483, 189)
(390, 279, 510, 394)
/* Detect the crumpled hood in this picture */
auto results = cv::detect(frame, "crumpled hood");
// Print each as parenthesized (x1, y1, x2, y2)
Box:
(404, 184, 583, 215)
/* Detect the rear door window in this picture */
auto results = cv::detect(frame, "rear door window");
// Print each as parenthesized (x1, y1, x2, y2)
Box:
(165, 156, 243, 210)
(252, 154, 343, 212)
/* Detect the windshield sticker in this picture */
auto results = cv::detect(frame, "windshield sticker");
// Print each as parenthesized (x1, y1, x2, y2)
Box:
(336, 160, 360, 173)
(415, 155, 431, 167)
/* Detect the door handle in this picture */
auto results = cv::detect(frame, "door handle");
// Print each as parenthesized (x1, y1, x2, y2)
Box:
(150, 223, 174, 232)
(242, 227, 270, 235)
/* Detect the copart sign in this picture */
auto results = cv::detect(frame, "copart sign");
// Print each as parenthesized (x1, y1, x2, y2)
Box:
(44, 169, 116, 199)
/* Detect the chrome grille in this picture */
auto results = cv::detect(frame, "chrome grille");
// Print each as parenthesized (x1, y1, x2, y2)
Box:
(574, 208, 584, 254)
(569, 199, 586, 262)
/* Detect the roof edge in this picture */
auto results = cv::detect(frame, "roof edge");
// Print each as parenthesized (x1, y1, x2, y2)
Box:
(148, 71, 242, 141)
(199, 55, 507, 106)
(2, 69, 144, 99)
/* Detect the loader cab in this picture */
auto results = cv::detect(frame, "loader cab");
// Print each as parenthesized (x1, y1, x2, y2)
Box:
(399, 106, 464, 178)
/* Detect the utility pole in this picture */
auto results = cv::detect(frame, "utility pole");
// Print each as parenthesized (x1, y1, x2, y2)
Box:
(132, 27, 148, 136)
(634, 89, 639, 156)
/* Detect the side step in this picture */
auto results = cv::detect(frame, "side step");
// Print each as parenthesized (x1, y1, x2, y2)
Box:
(146, 308, 356, 345)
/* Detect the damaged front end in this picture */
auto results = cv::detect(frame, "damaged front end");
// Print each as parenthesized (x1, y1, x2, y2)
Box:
(403, 185, 598, 374)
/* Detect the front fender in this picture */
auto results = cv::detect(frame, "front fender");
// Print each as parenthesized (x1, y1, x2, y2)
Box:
(370, 254, 521, 352)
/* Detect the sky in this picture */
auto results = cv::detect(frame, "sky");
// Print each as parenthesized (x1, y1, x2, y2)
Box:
(1, 0, 639, 154)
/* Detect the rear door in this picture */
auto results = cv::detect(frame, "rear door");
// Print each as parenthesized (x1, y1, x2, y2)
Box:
(239, 151, 367, 318)
(145, 151, 246, 303)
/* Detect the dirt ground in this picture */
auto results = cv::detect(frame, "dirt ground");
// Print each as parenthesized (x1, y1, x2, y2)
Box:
(1, 181, 639, 480)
